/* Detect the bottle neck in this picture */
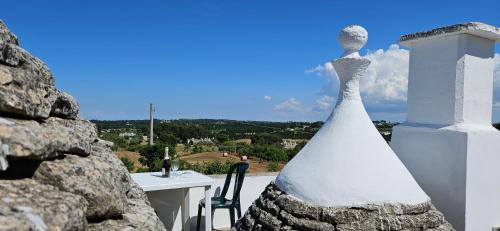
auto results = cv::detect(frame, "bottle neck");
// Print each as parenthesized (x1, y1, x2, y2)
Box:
(164, 147, 169, 159)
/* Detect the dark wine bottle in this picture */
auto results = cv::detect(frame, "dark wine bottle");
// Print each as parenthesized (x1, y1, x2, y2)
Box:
(162, 147, 171, 177)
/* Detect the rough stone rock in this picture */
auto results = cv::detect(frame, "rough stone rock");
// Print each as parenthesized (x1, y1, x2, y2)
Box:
(50, 90, 80, 119)
(85, 139, 167, 230)
(0, 179, 88, 231)
(122, 197, 167, 231)
(0, 140, 9, 171)
(0, 116, 97, 162)
(234, 183, 455, 231)
(0, 19, 166, 231)
(91, 139, 131, 175)
(0, 21, 57, 119)
(33, 154, 129, 220)
(90, 139, 146, 201)
(87, 197, 166, 231)
(0, 63, 57, 119)
(0, 20, 18, 45)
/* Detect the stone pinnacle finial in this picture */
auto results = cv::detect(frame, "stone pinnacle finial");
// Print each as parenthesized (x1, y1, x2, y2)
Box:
(338, 25, 368, 57)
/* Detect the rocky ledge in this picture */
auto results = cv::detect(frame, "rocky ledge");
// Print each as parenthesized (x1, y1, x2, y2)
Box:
(234, 183, 454, 231)
(0, 20, 166, 231)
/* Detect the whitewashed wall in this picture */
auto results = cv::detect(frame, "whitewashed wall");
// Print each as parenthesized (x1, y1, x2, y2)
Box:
(393, 26, 500, 231)
(406, 34, 495, 126)
(146, 172, 277, 231)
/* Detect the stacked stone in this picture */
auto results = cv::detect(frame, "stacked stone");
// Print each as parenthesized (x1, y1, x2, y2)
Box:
(0, 20, 165, 230)
(234, 183, 454, 231)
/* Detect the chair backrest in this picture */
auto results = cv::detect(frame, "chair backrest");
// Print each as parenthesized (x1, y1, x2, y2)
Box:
(220, 162, 249, 205)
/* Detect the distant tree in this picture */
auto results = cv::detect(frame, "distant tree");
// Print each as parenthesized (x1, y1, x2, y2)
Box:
(267, 162, 279, 172)
(202, 160, 234, 175)
(238, 144, 288, 162)
(100, 133, 128, 150)
(251, 133, 282, 146)
(192, 145, 203, 154)
(129, 136, 142, 146)
(382, 133, 392, 143)
(180, 160, 235, 175)
(120, 157, 135, 172)
(287, 141, 307, 160)
(219, 141, 237, 153)
(310, 121, 324, 129)
(215, 133, 229, 143)
(138, 143, 176, 171)
(156, 123, 210, 143)
(158, 133, 177, 146)
(261, 145, 288, 162)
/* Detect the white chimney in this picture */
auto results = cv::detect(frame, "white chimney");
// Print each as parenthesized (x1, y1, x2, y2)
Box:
(392, 22, 500, 231)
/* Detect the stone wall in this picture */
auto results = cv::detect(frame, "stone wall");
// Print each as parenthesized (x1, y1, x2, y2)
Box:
(235, 183, 454, 231)
(0, 20, 166, 231)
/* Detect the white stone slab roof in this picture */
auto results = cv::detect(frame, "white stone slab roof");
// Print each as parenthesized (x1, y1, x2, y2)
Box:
(400, 22, 500, 46)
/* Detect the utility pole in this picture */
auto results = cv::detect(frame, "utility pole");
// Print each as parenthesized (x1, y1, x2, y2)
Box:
(149, 103, 154, 145)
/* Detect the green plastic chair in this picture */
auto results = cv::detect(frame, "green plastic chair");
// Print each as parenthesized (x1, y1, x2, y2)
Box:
(196, 162, 249, 231)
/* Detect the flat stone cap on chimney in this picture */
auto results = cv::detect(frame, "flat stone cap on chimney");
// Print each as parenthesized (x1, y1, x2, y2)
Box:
(400, 22, 500, 46)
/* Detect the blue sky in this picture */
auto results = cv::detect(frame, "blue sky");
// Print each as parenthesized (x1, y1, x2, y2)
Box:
(2, 0, 499, 122)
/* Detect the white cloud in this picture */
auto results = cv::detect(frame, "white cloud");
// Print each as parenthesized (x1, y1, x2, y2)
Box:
(313, 95, 335, 111)
(361, 44, 409, 104)
(305, 45, 409, 105)
(274, 96, 335, 117)
(274, 98, 306, 112)
(305, 63, 336, 78)
(307, 45, 500, 108)
(264, 95, 272, 101)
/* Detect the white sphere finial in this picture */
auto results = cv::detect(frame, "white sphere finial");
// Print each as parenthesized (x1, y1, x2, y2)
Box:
(339, 25, 368, 56)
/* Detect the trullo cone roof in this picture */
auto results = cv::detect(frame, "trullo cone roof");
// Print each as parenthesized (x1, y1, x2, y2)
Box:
(275, 25, 429, 207)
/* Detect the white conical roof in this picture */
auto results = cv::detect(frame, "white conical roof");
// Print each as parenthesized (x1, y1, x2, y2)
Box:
(275, 25, 429, 207)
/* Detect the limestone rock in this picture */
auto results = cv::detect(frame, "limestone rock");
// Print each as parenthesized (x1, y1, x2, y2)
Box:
(86, 139, 167, 230)
(90, 139, 147, 201)
(50, 90, 80, 119)
(91, 139, 131, 174)
(88, 197, 165, 231)
(0, 49, 57, 118)
(33, 154, 129, 220)
(0, 20, 18, 45)
(121, 197, 167, 231)
(0, 66, 12, 85)
(0, 21, 57, 119)
(0, 117, 97, 161)
(234, 183, 455, 231)
(0, 179, 88, 231)
(0, 19, 165, 231)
